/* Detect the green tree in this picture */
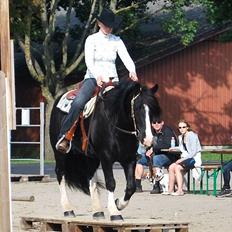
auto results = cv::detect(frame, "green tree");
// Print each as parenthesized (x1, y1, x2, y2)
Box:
(10, 0, 156, 159)
(11, 0, 228, 159)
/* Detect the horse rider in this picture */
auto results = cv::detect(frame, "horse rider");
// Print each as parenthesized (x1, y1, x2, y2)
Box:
(56, 8, 138, 154)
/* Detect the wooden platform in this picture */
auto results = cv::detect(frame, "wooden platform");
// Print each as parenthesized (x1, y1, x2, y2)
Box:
(20, 216, 189, 232)
(11, 174, 50, 182)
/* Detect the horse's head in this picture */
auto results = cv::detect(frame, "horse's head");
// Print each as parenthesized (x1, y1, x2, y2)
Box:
(101, 79, 161, 148)
(132, 83, 161, 147)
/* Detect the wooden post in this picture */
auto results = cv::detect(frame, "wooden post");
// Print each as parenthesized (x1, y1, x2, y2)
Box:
(0, 72, 12, 232)
(0, 0, 13, 231)
(0, 0, 15, 130)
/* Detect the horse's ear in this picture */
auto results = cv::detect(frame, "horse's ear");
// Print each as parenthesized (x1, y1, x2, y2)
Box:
(150, 84, 159, 94)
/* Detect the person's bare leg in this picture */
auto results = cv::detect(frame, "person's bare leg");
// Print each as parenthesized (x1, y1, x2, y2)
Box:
(135, 164, 144, 179)
(168, 163, 176, 193)
(175, 165, 185, 193)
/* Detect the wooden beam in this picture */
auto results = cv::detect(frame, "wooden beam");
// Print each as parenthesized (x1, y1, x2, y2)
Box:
(0, 0, 15, 130)
(12, 195, 35, 202)
(0, 0, 11, 74)
(0, 71, 12, 232)
(0, 0, 12, 231)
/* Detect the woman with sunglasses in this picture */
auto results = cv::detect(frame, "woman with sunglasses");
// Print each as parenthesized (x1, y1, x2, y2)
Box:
(167, 119, 202, 196)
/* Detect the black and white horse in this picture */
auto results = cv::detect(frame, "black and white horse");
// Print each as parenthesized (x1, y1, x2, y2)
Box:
(49, 79, 161, 220)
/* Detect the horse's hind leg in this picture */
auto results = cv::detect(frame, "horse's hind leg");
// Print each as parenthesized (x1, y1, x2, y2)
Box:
(115, 161, 136, 211)
(89, 171, 105, 219)
(58, 175, 75, 217)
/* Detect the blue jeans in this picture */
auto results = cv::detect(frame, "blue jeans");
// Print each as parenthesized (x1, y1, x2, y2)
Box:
(179, 158, 195, 170)
(223, 160, 232, 189)
(137, 154, 176, 168)
(59, 78, 97, 138)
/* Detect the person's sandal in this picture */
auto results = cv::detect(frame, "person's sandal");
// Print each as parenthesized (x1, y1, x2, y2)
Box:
(161, 192, 173, 195)
(171, 191, 185, 196)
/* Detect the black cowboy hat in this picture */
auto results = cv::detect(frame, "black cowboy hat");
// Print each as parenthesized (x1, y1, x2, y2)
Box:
(96, 8, 122, 29)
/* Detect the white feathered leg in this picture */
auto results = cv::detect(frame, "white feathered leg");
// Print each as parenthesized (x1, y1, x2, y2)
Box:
(89, 171, 105, 219)
(59, 176, 75, 217)
(108, 191, 123, 221)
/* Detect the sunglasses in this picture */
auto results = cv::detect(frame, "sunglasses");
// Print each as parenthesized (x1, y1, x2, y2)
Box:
(179, 126, 187, 129)
(153, 121, 162, 124)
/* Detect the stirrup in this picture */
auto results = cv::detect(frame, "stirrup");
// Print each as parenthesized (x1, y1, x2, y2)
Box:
(55, 135, 72, 154)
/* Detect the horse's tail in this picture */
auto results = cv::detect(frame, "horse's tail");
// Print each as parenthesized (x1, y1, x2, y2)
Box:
(62, 150, 101, 195)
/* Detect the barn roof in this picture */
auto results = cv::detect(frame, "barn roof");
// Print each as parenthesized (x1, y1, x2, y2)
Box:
(126, 6, 232, 69)
(132, 23, 232, 69)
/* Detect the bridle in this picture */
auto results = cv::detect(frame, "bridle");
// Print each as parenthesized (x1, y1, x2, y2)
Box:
(115, 91, 141, 137)
(98, 84, 142, 138)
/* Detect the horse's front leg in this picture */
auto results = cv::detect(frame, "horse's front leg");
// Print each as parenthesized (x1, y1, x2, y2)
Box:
(58, 175, 75, 217)
(101, 162, 123, 221)
(115, 161, 136, 211)
(89, 171, 105, 220)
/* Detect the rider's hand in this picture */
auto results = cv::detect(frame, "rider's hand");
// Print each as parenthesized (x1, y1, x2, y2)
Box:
(146, 147, 153, 157)
(129, 72, 138, 81)
(97, 76, 103, 87)
(176, 158, 184, 164)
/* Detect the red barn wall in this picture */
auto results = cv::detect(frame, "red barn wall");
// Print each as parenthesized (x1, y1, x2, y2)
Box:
(138, 40, 232, 146)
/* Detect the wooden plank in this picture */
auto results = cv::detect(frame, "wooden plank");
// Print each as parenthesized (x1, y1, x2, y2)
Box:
(0, 0, 15, 130)
(20, 216, 189, 232)
(20, 218, 33, 230)
(0, 0, 14, 231)
(0, 72, 11, 231)
(12, 195, 35, 202)
(202, 165, 221, 170)
(0, 0, 11, 75)
(11, 175, 50, 182)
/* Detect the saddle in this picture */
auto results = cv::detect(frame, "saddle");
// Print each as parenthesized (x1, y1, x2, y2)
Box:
(56, 81, 115, 152)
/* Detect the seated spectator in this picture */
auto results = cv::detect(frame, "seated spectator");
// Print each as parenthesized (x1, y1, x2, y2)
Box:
(217, 160, 232, 197)
(167, 119, 202, 196)
(135, 117, 179, 193)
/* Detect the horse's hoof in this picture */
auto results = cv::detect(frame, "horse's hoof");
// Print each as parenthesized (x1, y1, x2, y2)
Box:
(93, 211, 105, 220)
(110, 215, 124, 221)
(64, 210, 75, 217)
(115, 198, 121, 210)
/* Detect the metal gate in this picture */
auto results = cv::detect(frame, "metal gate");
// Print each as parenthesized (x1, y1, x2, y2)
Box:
(10, 102, 45, 175)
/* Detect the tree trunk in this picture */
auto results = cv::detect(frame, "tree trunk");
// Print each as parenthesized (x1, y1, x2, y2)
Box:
(44, 98, 55, 161)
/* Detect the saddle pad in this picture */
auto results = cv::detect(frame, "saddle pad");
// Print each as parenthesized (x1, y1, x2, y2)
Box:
(56, 85, 114, 116)
(56, 91, 97, 118)
(56, 90, 73, 113)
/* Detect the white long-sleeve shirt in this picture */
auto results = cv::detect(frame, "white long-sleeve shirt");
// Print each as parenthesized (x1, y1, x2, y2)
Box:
(84, 30, 136, 82)
(178, 131, 202, 166)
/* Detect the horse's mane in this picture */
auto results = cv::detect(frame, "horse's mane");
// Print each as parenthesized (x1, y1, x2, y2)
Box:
(99, 78, 160, 125)
(101, 79, 140, 120)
